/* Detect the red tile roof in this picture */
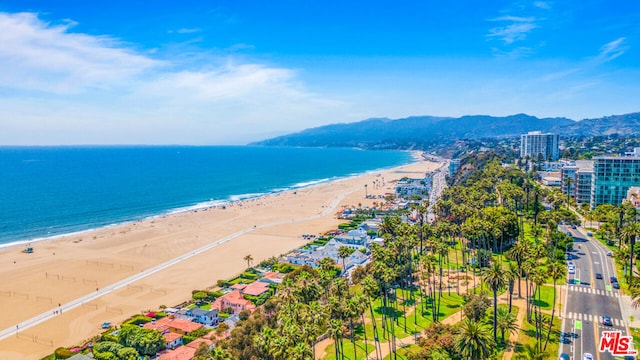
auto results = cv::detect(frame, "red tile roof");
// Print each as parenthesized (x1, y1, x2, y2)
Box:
(158, 346, 196, 360)
(143, 317, 203, 334)
(163, 332, 183, 343)
(230, 283, 247, 291)
(212, 290, 256, 313)
(185, 338, 213, 349)
(242, 281, 270, 296)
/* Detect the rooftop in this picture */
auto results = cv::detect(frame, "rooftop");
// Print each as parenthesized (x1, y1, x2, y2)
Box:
(143, 317, 203, 334)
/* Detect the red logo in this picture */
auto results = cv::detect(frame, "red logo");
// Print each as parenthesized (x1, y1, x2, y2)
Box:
(600, 331, 637, 356)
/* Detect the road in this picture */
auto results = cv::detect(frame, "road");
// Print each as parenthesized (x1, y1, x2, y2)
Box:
(560, 224, 629, 360)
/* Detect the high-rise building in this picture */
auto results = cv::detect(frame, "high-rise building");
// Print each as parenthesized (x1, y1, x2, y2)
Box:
(520, 131, 559, 162)
(590, 154, 640, 209)
(560, 160, 593, 206)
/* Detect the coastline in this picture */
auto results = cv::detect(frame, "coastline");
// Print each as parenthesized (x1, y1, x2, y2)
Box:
(0, 155, 440, 359)
(0, 149, 416, 250)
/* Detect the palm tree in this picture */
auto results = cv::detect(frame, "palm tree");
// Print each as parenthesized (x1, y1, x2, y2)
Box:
(455, 318, 495, 360)
(243, 254, 254, 268)
(516, 343, 547, 360)
(496, 307, 518, 344)
(337, 246, 355, 276)
(211, 347, 232, 360)
(622, 223, 640, 286)
(483, 261, 506, 342)
(505, 261, 519, 312)
(543, 260, 563, 351)
(328, 319, 344, 360)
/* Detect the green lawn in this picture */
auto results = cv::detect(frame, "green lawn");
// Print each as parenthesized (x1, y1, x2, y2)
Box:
(530, 285, 557, 311)
(363, 291, 465, 340)
(513, 315, 561, 358)
(322, 339, 371, 360)
(381, 344, 423, 360)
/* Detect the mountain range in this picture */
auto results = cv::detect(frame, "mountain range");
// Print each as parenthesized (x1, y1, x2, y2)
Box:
(250, 112, 640, 150)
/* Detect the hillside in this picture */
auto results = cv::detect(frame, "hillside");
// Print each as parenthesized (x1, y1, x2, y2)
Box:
(250, 112, 640, 149)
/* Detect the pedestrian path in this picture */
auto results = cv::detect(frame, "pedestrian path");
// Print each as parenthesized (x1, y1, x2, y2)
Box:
(567, 285, 618, 297)
(565, 312, 624, 326)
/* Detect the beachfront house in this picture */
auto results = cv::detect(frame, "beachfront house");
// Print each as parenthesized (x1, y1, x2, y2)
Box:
(143, 316, 203, 335)
(187, 308, 219, 326)
(258, 271, 285, 285)
(158, 345, 196, 360)
(395, 176, 431, 198)
(186, 338, 214, 351)
(331, 229, 369, 249)
(212, 290, 256, 314)
(163, 332, 183, 349)
(357, 219, 381, 234)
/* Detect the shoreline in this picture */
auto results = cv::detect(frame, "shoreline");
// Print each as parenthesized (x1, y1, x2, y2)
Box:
(0, 151, 417, 251)
(0, 155, 440, 359)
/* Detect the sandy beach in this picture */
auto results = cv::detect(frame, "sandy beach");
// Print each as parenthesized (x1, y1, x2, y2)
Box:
(0, 157, 442, 359)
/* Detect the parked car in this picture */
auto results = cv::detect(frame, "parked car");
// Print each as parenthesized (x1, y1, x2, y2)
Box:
(568, 261, 574, 267)
(572, 225, 577, 229)
(607, 251, 613, 256)
(583, 353, 593, 360)
(595, 273, 603, 279)
(603, 316, 613, 326)
(568, 268, 576, 275)
(559, 353, 570, 360)
(613, 282, 620, 289)
(610, 276, 618, 283)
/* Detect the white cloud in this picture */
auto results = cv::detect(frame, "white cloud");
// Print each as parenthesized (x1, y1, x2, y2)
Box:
(487, 23, 537, 44)
(0, 12, 160, 93)
(0, 12, 348, 145)
(490, 16, 536, 23)
(177, 28, 200, 34)
(533, 1, 551, 10)
(595, 37, 627, 63)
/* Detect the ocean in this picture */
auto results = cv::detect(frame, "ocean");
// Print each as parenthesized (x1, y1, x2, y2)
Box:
(0, 146, 413, 246)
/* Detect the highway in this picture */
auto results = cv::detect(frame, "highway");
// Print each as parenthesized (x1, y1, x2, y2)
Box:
(559, 224, 628, 360)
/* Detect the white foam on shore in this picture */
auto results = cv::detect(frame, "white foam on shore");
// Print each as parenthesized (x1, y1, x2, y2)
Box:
(0, 151, 424, 250)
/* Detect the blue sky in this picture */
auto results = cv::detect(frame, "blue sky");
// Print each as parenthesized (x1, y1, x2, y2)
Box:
(0, 1, 639, 144)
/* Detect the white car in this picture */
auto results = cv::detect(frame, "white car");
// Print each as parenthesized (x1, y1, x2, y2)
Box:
(568, 261, 574, 267)
(568, 268, 576, 274)
(583, 353, 593, 360)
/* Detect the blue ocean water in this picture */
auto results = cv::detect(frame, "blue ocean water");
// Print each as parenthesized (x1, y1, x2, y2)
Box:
(0, 146, 412, 245)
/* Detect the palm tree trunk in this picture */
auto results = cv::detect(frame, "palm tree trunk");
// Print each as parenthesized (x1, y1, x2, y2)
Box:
(368, 301, 382, 360)
(630, 236, 636, 286)
(543, 280, 557, 351)
(361, 312, 369, 360)
(493, 290, 498, 342)
(508, 280, 513, 314)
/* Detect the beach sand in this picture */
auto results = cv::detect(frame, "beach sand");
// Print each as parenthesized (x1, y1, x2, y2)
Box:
(0, 157, 442, 359)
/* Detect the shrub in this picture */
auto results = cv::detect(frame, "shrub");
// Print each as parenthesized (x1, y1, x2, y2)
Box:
(122, 315, 152, 326)
(192, 291, 207, 301)
(53, 347, 74, 359)
(217, 279, 231, 288)
(272, 263, 296, 273)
